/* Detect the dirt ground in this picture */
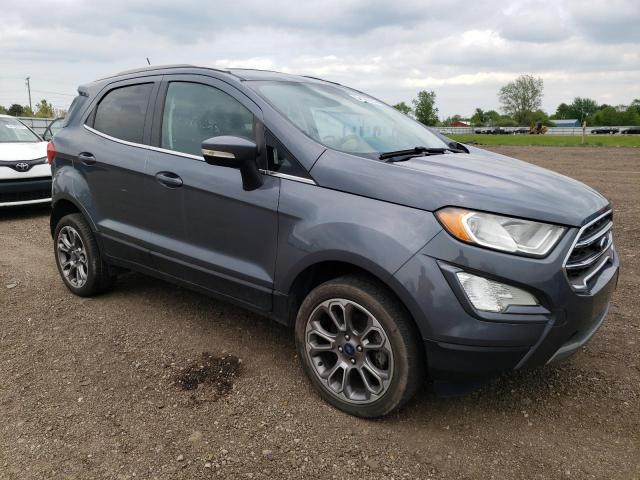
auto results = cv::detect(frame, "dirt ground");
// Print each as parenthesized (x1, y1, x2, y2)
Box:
(1, 146, 638, 479)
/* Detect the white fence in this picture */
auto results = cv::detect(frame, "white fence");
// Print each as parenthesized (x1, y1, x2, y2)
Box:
(17, 117, 57, 136)
(436, 126, 640, 136)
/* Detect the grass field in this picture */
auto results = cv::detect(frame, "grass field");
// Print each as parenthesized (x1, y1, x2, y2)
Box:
(449, 134, 640, 147)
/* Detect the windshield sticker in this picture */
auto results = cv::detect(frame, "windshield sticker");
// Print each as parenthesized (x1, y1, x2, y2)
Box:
(349, 94, 383, 106)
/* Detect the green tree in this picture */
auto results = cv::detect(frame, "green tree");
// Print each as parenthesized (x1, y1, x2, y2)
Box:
(7, 104, 24, 116)
(35, 99, 55, 118)
(553, 103, 572, 119)
(470, 108, 486, 126)
(498, 75, 544, 125)
(0, 105, 7, 114)
(523, 109, 551, 126)
(393, 102, 412, 115)
(441, 114, 466, 126)
(485, 110, 501, 125)
(570, 97, 599, 122)
(412, 90, 438, 126)
(495, 115, 517, 127)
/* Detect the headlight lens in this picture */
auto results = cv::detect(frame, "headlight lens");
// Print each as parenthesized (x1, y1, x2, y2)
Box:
(436, 207, 565, 256)
(456, 272, 539, 312)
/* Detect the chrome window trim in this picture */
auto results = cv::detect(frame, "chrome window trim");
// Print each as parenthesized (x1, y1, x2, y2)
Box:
(147, 145, 204, 161)
(259, 169, 316, 185)
(84, 124, 317, 185)
(84, 124, 148, 150)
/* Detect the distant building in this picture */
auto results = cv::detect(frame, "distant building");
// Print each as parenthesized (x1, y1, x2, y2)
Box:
(451, 120, 470, 127)
(552, 119, 581, 127)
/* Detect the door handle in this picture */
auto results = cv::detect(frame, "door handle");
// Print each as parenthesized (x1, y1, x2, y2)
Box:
(78, 152, 96, 165)
(155, 171, 183, 188)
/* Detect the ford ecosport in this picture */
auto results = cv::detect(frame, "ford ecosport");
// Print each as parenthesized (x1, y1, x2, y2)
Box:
(48, 65, 618, 417)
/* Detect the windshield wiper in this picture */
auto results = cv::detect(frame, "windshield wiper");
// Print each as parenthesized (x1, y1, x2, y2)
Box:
(379, 146, 466, 162)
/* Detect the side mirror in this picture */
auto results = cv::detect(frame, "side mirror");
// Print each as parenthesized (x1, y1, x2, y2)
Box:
(201, 136, 263, 191)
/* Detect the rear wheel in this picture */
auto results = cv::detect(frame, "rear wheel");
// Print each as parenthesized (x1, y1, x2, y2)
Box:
(54, 213, 114, 296)
(295, 275, 424, 418)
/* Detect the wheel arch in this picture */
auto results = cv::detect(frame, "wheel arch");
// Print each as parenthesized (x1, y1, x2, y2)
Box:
(50, 195, 97, 237)
(282, 257, 425, 342)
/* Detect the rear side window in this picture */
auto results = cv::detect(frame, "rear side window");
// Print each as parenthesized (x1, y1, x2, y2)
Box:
(161, 82, 254, 157)
(93, 83, 153, 143)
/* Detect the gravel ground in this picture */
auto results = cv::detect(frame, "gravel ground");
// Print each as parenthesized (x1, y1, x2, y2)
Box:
(1, 146, 638, 479)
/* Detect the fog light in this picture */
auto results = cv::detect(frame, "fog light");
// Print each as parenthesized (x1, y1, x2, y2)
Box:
(456, 272, 538, 313)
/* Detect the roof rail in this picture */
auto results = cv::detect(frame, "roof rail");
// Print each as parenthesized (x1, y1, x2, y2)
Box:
(301, 75, 342, 86)
(95, 64, 230, 81)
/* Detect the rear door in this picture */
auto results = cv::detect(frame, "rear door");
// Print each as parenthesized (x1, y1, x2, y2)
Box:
(80, 77, 161, 265)
(145, 75, 280, 311)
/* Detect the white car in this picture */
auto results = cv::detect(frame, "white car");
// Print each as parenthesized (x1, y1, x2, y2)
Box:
(0, 114, 51, 207)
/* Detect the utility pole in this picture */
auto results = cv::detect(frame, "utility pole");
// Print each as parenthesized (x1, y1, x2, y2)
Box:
(25, 76, 32, 113)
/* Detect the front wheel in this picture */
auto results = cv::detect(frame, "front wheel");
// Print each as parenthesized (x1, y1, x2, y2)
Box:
(295, 275, 425, 418)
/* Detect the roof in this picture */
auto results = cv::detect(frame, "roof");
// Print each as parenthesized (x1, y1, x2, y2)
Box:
(94, 64, 332, 85)
(552, 119, 580, 126)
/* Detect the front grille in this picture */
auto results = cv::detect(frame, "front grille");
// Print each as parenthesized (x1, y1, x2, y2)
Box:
(564, 211, 613, 292)
(0, 157, 47, 172)
(0, 188, 51, 203)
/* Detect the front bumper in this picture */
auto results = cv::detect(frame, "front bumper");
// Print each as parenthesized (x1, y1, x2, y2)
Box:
(0, 177, 52, 206)
(392, 221, 619, 380)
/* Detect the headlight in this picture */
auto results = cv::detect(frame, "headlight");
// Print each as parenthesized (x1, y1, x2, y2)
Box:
(436, 207, 565, 256)
(456, 272, 539, 312)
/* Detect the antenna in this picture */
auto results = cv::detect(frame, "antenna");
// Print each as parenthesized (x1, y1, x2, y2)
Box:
(146, 57, 151, 66)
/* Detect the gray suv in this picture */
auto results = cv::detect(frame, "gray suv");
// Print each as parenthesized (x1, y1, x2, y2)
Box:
(48, 65, 619, 417)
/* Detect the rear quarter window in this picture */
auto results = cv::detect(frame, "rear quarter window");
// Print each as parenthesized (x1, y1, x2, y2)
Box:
(92, 83, 153, 143)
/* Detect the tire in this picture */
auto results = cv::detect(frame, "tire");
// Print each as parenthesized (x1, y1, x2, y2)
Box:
(53, 213, 114, 296)
(295, 274, 425, 418)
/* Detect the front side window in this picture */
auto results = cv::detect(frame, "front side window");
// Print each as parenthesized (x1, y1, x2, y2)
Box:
(266, 133, 309, 178)
(93, 83, 153, 143)
(161, 82, 254, 157)
(0, 117, 41, 143)
(252, 81, 449, 159)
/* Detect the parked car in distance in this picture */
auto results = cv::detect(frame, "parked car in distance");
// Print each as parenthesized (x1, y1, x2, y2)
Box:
(474, 127, 509, 135)
(42, 117, 65, 141)
(513, 127, 529, 134)
(621, 128, 640, 134)
(591, 127, 619, 134)
(0, 114, 51, 207)
(48, 65, 619, 417)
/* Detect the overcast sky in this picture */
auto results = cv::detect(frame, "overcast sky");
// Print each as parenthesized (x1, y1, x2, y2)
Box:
(1, 0, 639, 117)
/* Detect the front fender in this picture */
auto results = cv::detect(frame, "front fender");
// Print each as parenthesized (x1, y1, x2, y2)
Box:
(274, 181, 442, 293)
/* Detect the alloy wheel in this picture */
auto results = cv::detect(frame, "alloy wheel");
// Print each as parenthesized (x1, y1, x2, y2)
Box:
(304, 298, 394, 404)
(57, 226, 89, 288)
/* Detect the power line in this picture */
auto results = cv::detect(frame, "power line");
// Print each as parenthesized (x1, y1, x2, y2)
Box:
(31, 89, 76, 97)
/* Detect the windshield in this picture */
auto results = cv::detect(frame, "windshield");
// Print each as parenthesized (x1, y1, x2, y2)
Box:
(0, 117, 41, 143)
(252, 81, 448, 159)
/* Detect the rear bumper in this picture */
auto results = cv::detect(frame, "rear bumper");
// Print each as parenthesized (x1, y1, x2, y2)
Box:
(0, 177, 52, 206)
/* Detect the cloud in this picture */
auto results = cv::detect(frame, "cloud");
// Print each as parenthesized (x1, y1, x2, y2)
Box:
(0, 0, 638, 116)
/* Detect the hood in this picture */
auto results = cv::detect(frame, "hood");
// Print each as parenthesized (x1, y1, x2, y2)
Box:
(310, 146, 608, 227)
(0, 141, 48, 161)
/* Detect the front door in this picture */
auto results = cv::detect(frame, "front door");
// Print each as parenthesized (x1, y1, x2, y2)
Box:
(145, 76, 279, 311)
